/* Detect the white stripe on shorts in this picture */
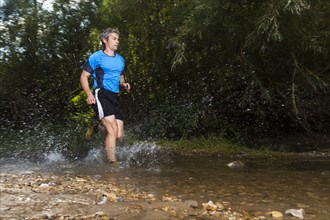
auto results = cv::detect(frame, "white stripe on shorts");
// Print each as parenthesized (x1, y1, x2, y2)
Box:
(95, 88, 104, 120)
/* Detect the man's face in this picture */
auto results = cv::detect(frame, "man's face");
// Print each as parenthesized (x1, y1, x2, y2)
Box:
(104, 32, 119, 51)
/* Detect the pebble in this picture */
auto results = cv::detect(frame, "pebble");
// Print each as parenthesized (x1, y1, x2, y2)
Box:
(94, 211, 106, 216)
(202, 201, 217, 211)
(97, 194, 107, 205)
(227, 161, 245, 168)
(321, 171, 329, 176)
(30, 213, 49, 219)
(270, 211, 283, 218)
(39, 183, 49, 188)
(184, 200, 198, 208)
(285, 208, 305, 219)
(297, 203, 308, 208)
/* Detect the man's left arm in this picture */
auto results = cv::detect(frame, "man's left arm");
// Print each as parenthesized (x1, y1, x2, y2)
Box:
(120, 74, 131, 92)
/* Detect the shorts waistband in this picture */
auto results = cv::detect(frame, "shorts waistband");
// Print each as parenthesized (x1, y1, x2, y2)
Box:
(96, 88, 118, 96)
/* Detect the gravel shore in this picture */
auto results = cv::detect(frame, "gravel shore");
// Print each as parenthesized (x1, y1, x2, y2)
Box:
(0, 172, 263, 220)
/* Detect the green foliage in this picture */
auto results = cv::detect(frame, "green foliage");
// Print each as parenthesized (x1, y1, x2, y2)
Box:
(70, 90, 95, 124)
(157, 137, 321, 159)
(1, 0, 329, 146)
(168, 0, 329, 137)
(0, 0, 100, 126)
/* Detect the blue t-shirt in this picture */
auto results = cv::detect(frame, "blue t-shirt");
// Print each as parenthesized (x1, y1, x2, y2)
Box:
(83, 50, 125, 93)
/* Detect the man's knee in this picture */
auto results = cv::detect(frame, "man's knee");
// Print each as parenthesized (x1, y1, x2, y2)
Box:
(102, 116, 118, 135)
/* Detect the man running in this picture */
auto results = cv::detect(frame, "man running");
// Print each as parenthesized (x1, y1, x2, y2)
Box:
(80, 28, 131, 163)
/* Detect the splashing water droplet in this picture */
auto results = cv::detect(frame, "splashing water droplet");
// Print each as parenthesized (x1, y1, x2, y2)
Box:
(43, 150, 66, 164)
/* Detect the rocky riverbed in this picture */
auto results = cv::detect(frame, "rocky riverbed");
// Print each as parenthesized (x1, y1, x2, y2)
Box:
(0, 171, 293, 220)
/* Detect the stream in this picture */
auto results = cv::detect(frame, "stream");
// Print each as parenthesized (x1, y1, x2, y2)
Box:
(1, 141, 329, 219)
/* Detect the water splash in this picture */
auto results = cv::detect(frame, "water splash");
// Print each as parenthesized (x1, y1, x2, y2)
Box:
(117, 142, 163, 168)
(1, 124, 168, 170)
(0, 123, 89, 162)
(82, 148, 105, 164)
(43, 150, 66, 164)
(80, 141, 165, 168)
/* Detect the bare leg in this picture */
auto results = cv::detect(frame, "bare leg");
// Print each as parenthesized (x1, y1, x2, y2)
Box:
(117, 119, 124, 141)
(102, 115, 118, 162)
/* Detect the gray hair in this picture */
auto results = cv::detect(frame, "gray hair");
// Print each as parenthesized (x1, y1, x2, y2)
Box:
(100, 28, 120, 49)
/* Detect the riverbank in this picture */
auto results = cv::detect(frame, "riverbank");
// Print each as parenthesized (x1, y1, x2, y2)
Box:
(0, 171, 269, 220)
(157, 135, 330, 159)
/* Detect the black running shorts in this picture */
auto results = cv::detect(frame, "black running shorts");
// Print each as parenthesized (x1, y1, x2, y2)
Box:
(92, 88, 123, 121)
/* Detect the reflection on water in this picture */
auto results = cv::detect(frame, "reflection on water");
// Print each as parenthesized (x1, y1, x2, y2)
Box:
(0, 143, 329, 220)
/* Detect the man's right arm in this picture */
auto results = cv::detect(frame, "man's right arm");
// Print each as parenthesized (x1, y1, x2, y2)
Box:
(80, 70, 95, 105)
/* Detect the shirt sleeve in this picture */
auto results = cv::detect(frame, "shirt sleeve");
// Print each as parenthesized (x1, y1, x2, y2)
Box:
(83, 53, 99, 74)
(121, 57, 126, 75)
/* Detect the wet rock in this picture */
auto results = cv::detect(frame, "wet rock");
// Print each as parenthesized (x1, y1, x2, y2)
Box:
(296, 203, 308, 208)
(321, 170, 329, 176)
(227, 161, 245, 168)
(162, 194, 180, 202)
(184, 200, 198, 208)
(0, 207, 11, 211)
(215, 201, 225, 210)
(97, 194, 108, 205)
(30, 213, 50, 219)
(202, 201, 217, 211)
(105, 192, 118, 202)
(94, 211, 107, 216)
(285, 208, 305, 219)
(39, 183, 49, 188)
(161, 206, 172, 212)
(146, 193, 157, 202)
(269, 211, 283, 218)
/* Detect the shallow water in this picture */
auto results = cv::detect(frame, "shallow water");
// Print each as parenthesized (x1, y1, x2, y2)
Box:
(0, 143, 329, 219)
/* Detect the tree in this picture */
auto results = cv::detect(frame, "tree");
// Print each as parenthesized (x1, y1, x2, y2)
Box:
(0, 0, 100, 126)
